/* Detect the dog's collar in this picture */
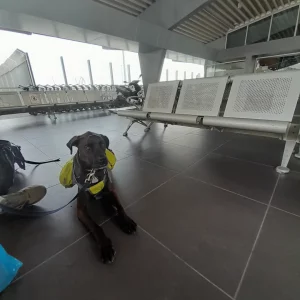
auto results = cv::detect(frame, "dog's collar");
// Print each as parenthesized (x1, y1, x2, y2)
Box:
(79, 168, 109, 195)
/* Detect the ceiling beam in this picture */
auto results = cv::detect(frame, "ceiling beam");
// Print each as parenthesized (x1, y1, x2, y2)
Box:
(0, 0, 217, 60)
(139, 0, 215, 29)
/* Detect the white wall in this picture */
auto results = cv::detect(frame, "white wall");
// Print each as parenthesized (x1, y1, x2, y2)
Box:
(0, 49, 32, 88)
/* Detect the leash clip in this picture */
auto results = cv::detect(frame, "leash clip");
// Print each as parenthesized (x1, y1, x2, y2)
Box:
(85, 169, 96, 183)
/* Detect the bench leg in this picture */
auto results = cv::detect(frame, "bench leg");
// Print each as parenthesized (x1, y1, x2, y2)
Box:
(276, 140, 297, 174)
(144, 122, 153, 133)
(123, 120, 135, 136)
(47, 110, 57, 120)
(295, 144, 300, 159)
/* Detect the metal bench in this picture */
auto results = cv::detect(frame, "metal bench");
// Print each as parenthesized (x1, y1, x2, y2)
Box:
(117, 71, 300, 174)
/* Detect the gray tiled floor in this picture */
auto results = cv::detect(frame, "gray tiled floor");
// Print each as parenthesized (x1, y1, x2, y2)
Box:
(1, 112, 300, 300)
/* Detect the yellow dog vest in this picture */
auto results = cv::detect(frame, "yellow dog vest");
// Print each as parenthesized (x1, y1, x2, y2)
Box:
(59, 149, 116, 194)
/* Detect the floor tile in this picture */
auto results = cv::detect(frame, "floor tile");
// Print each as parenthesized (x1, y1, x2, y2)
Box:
(128, 175, 266, 295)
(110, 133, 164, 156)
(215, 135, 300, 172)
(126, 123, 195, 142)
(169, 131, 230, 151)
(11, 160, 62, 190)
(187, 128, 237, 140)
(0, 185, 87, 275)
(111, 157, 177, 207)
(38, 143, 72, 158)
(2, 223, 231, 300)
(237, 208, 300, 300)
(272, 171, 300, 216)
(184, 153, 278, 203)
(13, 146, 51, 162)
(136, 142, 209, 171)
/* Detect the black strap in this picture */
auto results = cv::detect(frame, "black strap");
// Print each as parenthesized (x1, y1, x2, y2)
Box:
(0, 183, 88, 217)
(25, 158, 60, 165)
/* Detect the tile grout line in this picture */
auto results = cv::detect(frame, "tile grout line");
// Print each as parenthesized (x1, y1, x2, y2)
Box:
(212, 152, 300, 176)
(270, 205, 300, 219)
(136, 157, 180, 172)
(139, 225, 234, 300)
(233, 175, 280, 299)
(211, 152, 275, 169)
(184, 175, 268, 207)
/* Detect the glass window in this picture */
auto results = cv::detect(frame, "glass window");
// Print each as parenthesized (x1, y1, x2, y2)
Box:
(246, 17, 271, 44)
(214, 61, 246, 77)
(270, 6, 299, 40)
(255, 53, 300, 72)
(160, 58, 204, 81)
(226, 27, 247, 48)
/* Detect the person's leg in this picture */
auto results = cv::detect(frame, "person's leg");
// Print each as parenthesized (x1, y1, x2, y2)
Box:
(0, 185, 47, 209)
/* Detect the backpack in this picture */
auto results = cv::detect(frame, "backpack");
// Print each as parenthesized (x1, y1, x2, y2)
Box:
(0, 140, 59, 195)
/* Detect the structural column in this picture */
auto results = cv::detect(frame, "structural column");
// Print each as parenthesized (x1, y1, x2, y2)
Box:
(245, 55, 256, 74)
(138, 43, 166, 94)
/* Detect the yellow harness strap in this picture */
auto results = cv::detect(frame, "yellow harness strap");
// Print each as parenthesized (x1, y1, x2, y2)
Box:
(88, 180, 105, 195)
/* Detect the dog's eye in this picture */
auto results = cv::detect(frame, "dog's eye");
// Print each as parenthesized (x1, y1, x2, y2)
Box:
(85, 146, 91, 151)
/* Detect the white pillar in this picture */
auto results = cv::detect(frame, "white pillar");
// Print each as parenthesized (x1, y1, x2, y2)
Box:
(60, 56, 68, 85)
(109, 62, 114, 85)
(139, 43, 166, 94)
(87, 60, 94, 85)
(122, 51, 127, 82)
(127, 64, 131, 82)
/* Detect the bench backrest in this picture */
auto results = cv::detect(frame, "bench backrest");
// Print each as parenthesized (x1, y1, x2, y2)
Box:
(175, 77, 228, 116)
(143, 81, 180, 113)
(224, 71, 300, 122)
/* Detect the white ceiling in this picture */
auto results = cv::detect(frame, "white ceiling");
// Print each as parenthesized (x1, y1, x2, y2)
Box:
(93, 0, 155, 16)
(173, 0, 300, 43)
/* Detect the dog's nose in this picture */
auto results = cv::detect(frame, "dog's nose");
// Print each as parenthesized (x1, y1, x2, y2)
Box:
(94, 157, 108, 167)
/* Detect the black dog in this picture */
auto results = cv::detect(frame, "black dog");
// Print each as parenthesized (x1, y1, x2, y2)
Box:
(67, 131, 137, 263)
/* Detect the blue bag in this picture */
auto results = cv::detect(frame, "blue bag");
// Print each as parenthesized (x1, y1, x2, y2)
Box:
(0, 245, 23, 293)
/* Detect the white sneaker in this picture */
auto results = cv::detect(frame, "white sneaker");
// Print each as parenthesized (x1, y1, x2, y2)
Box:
(0, 185, 47, 210)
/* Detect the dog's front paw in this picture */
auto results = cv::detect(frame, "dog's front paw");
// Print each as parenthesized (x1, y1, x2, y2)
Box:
(100, 240, 116, 264)
(115, 214, 137, 235)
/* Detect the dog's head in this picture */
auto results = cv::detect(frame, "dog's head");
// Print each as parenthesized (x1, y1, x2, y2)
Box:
(67, 131, 109, 170)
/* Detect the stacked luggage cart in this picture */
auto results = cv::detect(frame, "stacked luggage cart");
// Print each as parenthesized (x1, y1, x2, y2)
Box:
(0, 84, 118, 119)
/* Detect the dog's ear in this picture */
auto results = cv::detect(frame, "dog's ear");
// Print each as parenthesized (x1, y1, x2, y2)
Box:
(101, 135, 109, 148)
(66, 136, 80, 154)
